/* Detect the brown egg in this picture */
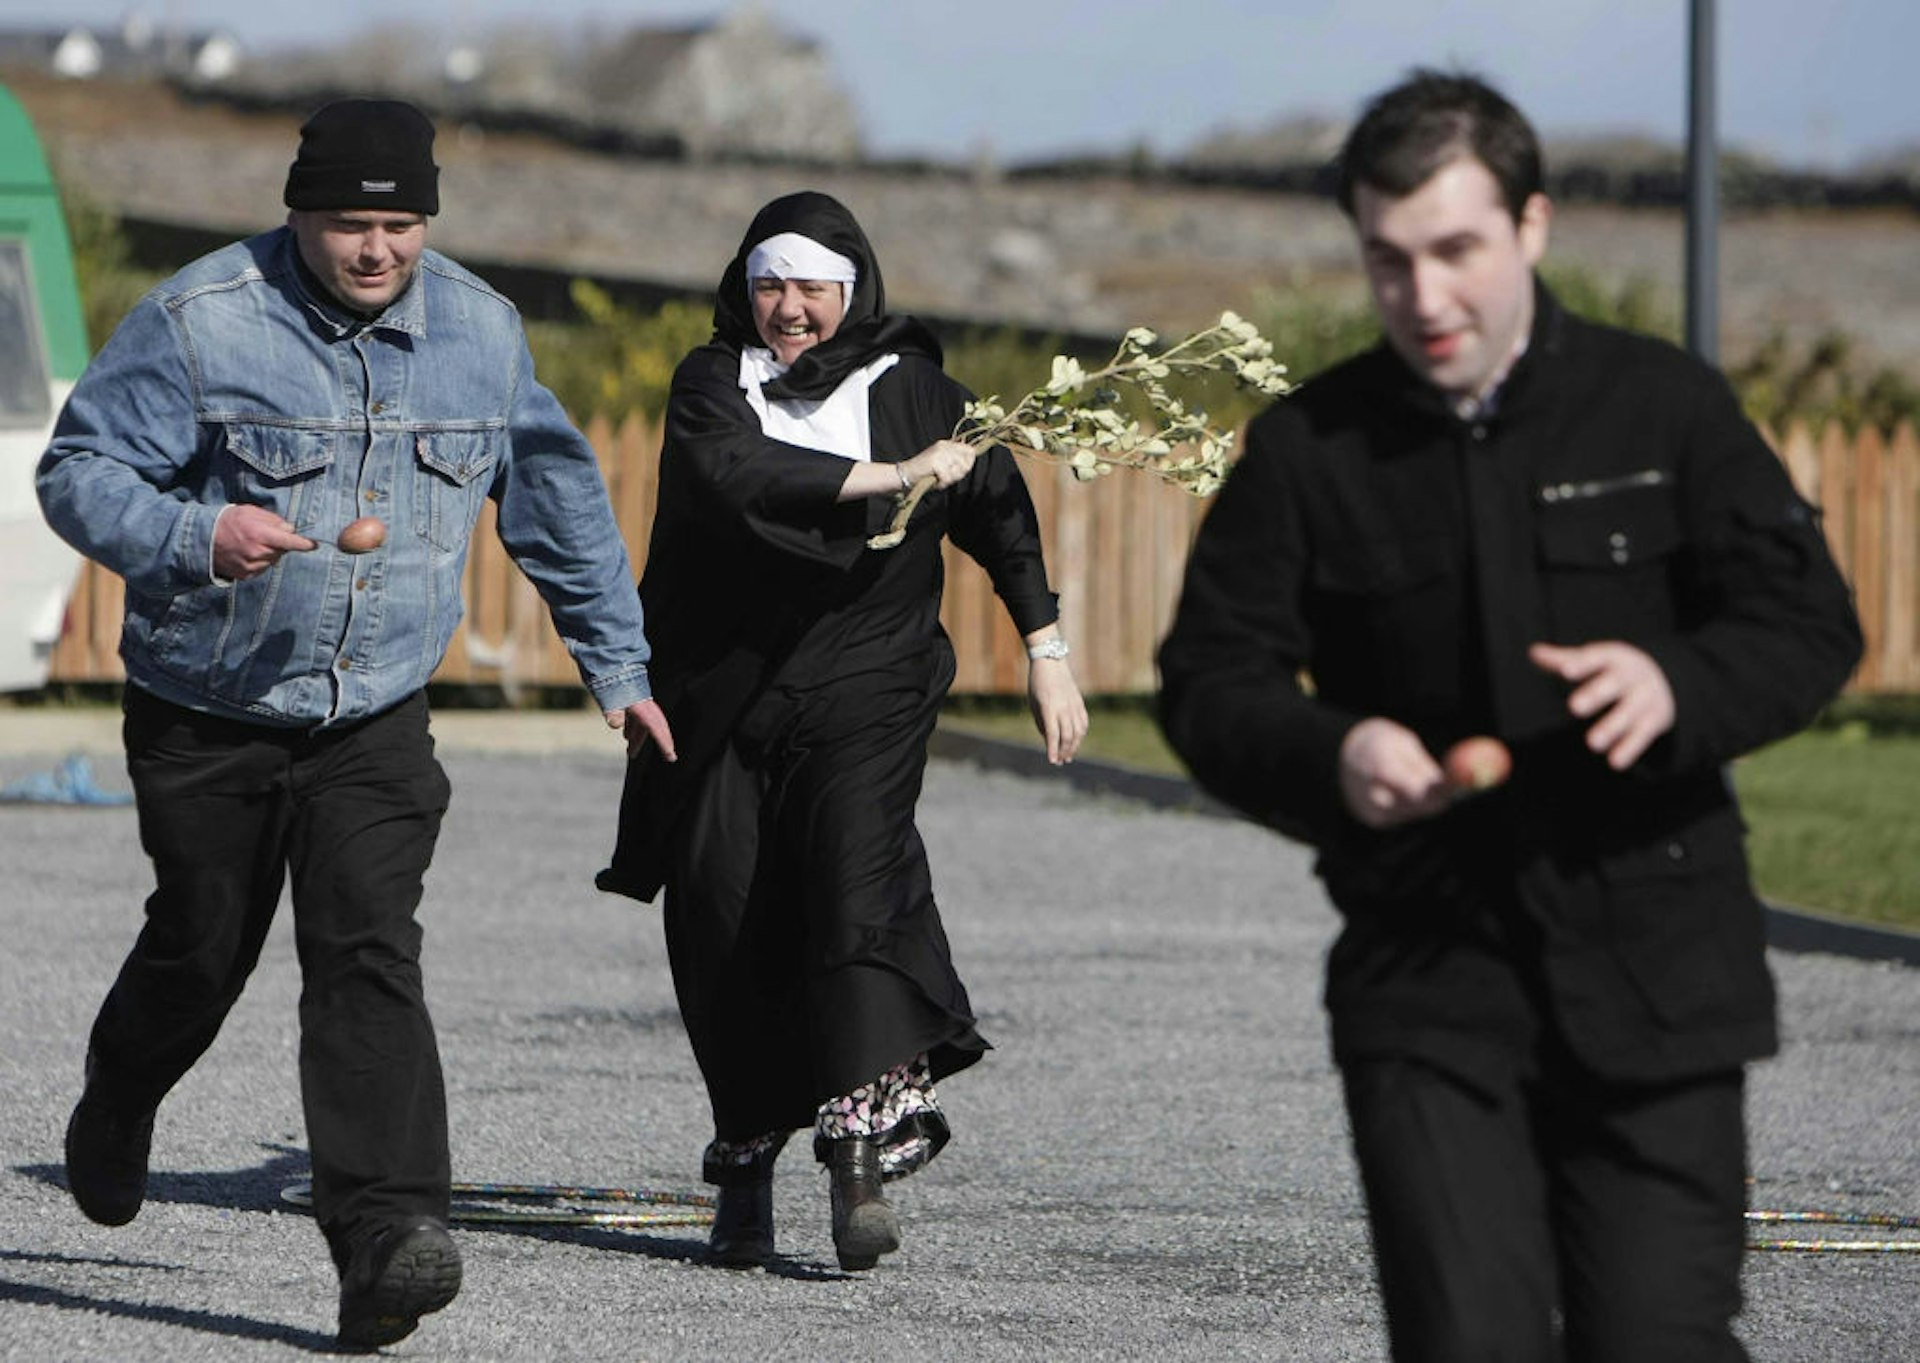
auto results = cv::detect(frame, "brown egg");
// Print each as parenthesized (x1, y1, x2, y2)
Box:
(1442, 736, 1512, 792)
(337, 516, 388, 554)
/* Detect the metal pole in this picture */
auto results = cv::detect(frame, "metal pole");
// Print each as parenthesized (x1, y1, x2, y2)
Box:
(1685, 0, 1719, 362)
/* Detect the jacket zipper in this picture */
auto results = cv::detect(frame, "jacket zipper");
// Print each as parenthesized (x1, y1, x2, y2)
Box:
(1537, 468, 1669, 504)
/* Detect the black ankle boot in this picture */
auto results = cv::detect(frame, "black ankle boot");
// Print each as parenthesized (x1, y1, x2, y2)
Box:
(826, 1138, 899, 1271)
(708, 1178, 775, 1267)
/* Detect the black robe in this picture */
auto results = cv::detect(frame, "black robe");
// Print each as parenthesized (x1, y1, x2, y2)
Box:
(601, 329, 1059, 1140)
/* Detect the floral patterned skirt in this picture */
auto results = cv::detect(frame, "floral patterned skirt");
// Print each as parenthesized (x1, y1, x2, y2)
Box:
(702, 1053, 950, 1185)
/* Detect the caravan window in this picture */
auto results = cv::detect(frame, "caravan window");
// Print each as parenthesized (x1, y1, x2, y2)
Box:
(0, 240, 52, 427)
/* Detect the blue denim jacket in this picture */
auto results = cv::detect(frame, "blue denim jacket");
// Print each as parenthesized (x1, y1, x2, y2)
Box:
(38, 228, 652, 727)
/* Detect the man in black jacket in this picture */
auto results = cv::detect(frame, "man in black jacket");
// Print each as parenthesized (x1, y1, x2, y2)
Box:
(1158, 70, 1861, 1362)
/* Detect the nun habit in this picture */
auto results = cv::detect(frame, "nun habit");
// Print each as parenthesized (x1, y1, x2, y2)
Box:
(600, 193, 1063, 1194)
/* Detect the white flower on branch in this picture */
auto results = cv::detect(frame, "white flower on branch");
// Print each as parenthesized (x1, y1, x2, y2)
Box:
(866, 313, 1294, 548)
(958, 315, 1292, 495)
(1046, 355, 1088, 396)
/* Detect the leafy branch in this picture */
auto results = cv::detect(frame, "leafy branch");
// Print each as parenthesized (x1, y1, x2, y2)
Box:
(869, 312, 1291, 549)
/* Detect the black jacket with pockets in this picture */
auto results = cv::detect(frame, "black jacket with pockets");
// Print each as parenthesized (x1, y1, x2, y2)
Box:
(1159, 285, 1863, 1085)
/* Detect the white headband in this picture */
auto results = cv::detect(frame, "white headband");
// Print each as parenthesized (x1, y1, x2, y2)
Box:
(746, 232, 857, 286)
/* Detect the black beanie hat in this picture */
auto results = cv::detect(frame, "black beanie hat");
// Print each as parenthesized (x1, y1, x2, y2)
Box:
(284, 99, 439, 216)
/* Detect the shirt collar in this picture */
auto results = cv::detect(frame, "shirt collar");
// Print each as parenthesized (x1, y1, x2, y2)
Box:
(1451, 332, 1530, 422)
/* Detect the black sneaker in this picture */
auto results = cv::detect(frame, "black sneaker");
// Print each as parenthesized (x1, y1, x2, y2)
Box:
(64, 1095, 155, 1226)
(337, 1218, 462, 1350)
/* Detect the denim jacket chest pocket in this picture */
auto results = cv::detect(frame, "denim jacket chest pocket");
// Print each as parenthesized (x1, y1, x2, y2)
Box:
(1535, 470, 1683, 640)
(411, 427, 501, 553)
(220, 422, 337, 532)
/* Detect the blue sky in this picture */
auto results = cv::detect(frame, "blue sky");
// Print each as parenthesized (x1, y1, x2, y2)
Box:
(19, 1, 1920, 168)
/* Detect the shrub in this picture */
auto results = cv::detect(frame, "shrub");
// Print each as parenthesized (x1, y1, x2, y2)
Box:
(524, 281, 712, 422)
(1729, 329, 1920, 435)
(66, 209, 1919, 436)
(64, 193, 161, 350)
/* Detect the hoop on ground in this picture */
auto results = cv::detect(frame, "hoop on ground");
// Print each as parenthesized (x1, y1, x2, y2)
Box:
(280, 1180, 716, 1228)
(1746, 1208, 1920, 1254)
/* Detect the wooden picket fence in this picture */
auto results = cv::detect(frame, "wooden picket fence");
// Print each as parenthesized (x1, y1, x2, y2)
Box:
(45, 417, 1920, 696)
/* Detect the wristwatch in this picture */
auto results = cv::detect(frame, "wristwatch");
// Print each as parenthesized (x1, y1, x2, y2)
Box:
(1026, 637, 1070, 661)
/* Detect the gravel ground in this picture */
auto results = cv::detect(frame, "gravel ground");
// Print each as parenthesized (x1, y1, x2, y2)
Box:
(0, 713, 1914, 1361)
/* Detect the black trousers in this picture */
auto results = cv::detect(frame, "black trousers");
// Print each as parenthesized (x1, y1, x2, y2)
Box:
(1341, 1051, 1751, 1363)
(663, 659, 985, 1145)
(88, 686, 452, 1272)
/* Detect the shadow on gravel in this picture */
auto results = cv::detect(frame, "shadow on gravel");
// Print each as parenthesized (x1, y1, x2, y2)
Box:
(0, 1273, 339, 1353)
(457, 1220, 856, 1281)
(18, 1144, 863, 1287)
(0, 1247, 183, 1271)
(16, 1142, 313, 1217)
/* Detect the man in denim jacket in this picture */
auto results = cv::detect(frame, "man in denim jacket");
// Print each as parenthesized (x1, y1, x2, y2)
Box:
(38, 99, 674, 1349)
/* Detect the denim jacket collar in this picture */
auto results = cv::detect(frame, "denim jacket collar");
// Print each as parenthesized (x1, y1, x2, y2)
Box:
(282, 231, 429, 341)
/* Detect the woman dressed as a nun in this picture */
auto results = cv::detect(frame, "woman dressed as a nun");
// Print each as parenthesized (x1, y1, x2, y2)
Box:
(600, 192, 1087, 1271)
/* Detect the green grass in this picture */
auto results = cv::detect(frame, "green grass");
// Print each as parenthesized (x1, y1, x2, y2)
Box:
(1732, 726, 1920, 932)
(939, 702, 1920, 934)
(942, 697, 1182, 773)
